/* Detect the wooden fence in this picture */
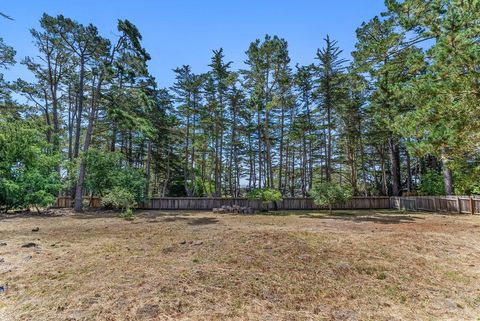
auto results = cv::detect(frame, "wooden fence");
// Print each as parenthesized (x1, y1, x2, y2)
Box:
(55, 196, 102, 208)
(55, 196, 390, 210)
(390, 196, 480, 214)
(55, 195, 479, 214)
(140, 196, 390, 210)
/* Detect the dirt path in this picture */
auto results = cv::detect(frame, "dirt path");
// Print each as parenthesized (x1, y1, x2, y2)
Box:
(0, 210, 479, 320)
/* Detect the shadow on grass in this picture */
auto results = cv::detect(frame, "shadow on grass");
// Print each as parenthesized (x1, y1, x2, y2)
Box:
(0, 211, 65, 221)
(254, 211, 295, 217)
(151, 215, 219, 225)
(143, 214, 219, 225)
(22, 209, 220, 226)
(69, 210, 197, 220)
(248, 209, 361, 217)
(245, 209, 429, 224)
(187, 217, 219, 225)
(300, 212, 424, 224)
(1, 209, 453, 226)
(161, 216, 190, 222)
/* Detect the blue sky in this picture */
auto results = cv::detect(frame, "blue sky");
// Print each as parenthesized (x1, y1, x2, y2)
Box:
(1, 0, 386, 87)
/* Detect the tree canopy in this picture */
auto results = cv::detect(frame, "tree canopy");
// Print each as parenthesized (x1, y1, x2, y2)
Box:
(1, 2, 479, 212)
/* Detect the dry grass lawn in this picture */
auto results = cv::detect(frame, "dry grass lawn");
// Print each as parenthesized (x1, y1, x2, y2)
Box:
(0, 209, 480, 320)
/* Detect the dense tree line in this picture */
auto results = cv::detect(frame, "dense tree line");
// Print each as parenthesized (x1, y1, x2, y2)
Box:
(1, 0, 479, 212)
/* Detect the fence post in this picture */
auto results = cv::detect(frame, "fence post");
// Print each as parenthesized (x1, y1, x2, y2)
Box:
(470, 196, 475, 215)
(457, 196, 461, 214)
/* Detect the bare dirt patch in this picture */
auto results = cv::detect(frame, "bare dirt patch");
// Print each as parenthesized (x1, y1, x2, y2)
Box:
(0, 209, 479, 320)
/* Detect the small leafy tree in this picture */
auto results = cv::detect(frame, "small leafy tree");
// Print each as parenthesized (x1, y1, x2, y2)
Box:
(84, 148, 146, 203)
(417, 170, 445, 195)
(84, 149, 146, 219)
(246, 188, 282, 211)
(310, 182, 353, 215)
(101, 187, 137, 220)
(21, 166, 62, 213)
(84, 150, 123, 197)
(0, 118, 61, 213)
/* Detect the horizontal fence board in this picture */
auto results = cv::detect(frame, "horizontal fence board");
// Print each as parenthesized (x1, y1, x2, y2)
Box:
(390, 196, 479, 214)
(54, 196, 390, 210)
(139, 196, 391, 211)
(55, 195, 478, 214)
(55, 196, 102, 208)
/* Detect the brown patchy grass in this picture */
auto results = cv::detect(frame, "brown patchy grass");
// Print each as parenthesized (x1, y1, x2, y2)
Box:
(0, 209, 480, 320)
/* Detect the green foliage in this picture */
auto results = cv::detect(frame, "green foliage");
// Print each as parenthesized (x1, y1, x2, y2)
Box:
(386, 1, 480, 193)
(472, 186, 480, 196)
(0, 36, 15, 103)
(247, 188, 282, 204)
(84, 149, 146, 203)
(0, 36, 15, 69)
(0, 118, 61, 212)
(119, 164, 147, 204)
(120, 207, 135, 221)
(21, 167, 61, 211)
(451, 162, 480, 195)
(84, 150, 122, 196)
(101, 187, 137, 218)
(417, 170, 445, 196)
(310, 182, 353, 213)
(193, 177, 215, 197)
(3, 6, 480, 203)
(85, 148, 145, 217)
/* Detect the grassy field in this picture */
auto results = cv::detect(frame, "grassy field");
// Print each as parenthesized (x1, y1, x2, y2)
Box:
(0, 209, 479, 320)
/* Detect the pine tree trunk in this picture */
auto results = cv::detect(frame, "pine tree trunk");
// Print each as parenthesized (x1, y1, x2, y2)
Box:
(145, 141, 152, 198)
(388, 137, 401, 196)
(74, 75, 101, 212)
(441, 148, 454, 195)
(406, 146, 412, 192)
(443, 167, 454, 195)
(73, 57, 86, 159)
(326, 103, 332, 182)
(379, 145, 388, 196)
(278, 106, 285, 193)
(257, 108, 263, 188)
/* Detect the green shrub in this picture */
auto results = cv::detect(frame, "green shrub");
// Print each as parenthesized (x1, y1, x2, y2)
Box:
(82, 198, 94, 209)
(417, 170, 445, 195)
(472, 185, 480, 195)
(119, 208, 135, 221)
(451, 162, 480, 195)
(84, 149, 146, 203)
(310, 182, 353, 214)
(0, 119, 61, 212)
(246, 188, 283, 211)
(101, 187, 137, 219)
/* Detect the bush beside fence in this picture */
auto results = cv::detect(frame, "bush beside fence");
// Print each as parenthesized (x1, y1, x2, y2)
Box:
(55, 196, 390, 210)
(54, 195, 479, 214)
(55, 196, 102, 208)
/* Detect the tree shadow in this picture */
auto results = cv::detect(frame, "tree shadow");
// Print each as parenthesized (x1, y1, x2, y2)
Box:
(187, 217, 219, 226)
(161, 216, 190, 222)
(255, 211, 296, 216)
(0, 211, 65, 221)
(69, 210, 195, 220)
(131, 210, 195, 219)
(300, 213, 424, 224)
(69, 210, 123, 219)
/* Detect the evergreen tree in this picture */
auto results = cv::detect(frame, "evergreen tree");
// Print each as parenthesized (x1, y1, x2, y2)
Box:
(315, 36, 347, 183)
